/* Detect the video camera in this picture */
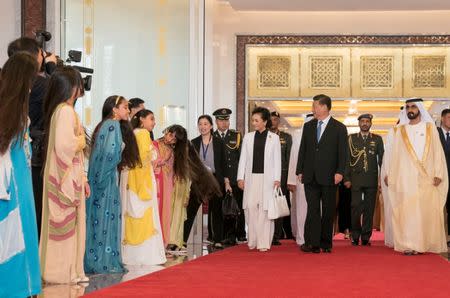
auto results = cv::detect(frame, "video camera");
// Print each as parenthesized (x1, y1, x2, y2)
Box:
(35, 30, 93, 91)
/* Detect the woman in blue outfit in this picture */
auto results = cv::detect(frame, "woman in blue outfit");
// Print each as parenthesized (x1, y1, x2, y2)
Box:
(0, 53, 41, 297)
(85, 95, 140, 273)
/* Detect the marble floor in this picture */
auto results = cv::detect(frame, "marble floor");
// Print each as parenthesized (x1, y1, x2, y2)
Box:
(38, 242, 222, 298)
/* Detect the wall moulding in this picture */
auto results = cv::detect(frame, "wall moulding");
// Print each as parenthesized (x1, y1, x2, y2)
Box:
(236, 35, 450, 133)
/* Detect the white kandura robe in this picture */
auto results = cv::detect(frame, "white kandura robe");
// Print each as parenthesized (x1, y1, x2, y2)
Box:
(287, 129, 307, 246)
(380, 127, 395, 248)
(387, 122, 448, 253)
(237, 131, 281, 250)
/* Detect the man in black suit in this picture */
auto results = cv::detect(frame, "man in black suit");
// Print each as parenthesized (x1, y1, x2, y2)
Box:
(437, 108, 450, 247)
(296, 94, 348, 253)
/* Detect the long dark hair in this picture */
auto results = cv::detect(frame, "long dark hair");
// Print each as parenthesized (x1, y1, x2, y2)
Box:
(163, 124, 221, 202)
(188, 142, 222, 202)
(92, 95, 141, 171)
(119, 120, 141, 170)
(92, 95, 126, 146)
(131, 109, 154, 129)
(42, 66, 82, 168)
(0, 52, 38, 154)
(164, 125, 190, 181)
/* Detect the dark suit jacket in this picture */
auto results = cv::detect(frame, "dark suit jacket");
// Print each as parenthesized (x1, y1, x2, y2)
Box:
(296, 117, 348, 186)
(437, 127, 450, 177)
(191, 135, 228, 187)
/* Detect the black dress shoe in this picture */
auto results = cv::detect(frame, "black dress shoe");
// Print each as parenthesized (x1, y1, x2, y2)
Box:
(223, 239, 237, 246)
(361, 240, 371, 246)
(272, 240, 282, 246)
(351, 240, 359, 246)
(237, 237, 247, 243)
(300, 244, 312, 252)
(321, 248, 332, 253)
(301, 245, 320, 253)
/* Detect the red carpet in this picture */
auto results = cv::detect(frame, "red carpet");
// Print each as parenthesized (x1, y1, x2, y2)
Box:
(84, 233, 449, 297)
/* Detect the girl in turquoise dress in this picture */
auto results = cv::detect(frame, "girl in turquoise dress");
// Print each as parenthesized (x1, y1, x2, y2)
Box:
(0, 53, 41, 297)
(85, 96, 140, 273)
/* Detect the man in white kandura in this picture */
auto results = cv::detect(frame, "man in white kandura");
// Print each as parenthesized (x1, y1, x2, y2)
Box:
(380, 108, 403, 248)
(287, 113, 314, 246)
(384, 98, 448, 255)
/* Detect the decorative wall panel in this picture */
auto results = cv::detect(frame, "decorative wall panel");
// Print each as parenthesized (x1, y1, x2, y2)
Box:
(404, 48, 450, 97)
(257, 56, 291, 88)
(236, 35, 450, 133)
(299, 48, 351, 97)
(248, 47, 299, 97)
(351, 48, 402, 98)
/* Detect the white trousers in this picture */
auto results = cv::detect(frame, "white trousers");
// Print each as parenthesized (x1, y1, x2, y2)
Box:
(244, 174, 274, 250)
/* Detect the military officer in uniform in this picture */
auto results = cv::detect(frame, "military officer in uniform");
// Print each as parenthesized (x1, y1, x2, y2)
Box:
(270, 111, 293, 245)
(344, 114, 384, 246)
(212, 108, 246, 245)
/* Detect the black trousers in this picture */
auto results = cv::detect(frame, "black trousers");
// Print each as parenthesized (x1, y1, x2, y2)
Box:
(223, 186, 246, 241)
(273, 186, 293, 240)
(351, 186, 378, 242)
(184, 194, 224, 244)
(304, 180, 337, 249)
(338, 184, 352, 233)
(32, 166, 43, 239)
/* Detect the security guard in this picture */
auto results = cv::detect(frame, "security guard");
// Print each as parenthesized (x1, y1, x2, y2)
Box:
(270, 111, 293, 245)
(344, 114, 384, 246)
(212, 108, 246, 245)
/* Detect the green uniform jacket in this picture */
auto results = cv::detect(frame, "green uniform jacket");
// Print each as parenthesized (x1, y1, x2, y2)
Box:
(344, 132, 384, 188)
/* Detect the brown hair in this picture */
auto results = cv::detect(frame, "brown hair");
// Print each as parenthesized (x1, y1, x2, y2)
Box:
(0, 52, 38, 154)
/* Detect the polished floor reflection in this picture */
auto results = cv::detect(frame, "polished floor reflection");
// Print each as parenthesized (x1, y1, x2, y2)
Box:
(39, 243, 212, 298)
(38, 230, 449, 298)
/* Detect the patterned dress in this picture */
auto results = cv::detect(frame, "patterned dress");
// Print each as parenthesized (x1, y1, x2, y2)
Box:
(40, 103, 87, 283)
(85, 119, 125, 273)
(0, 132, 41, 296)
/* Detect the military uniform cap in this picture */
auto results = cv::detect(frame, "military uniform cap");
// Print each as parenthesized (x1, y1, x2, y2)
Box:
(271, 111, 281, 118)
(213, 108, 232, 120)
(357, 114, 373, 121)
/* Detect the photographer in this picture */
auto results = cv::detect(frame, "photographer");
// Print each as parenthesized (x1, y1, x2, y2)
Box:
(7, 37, 57, 237)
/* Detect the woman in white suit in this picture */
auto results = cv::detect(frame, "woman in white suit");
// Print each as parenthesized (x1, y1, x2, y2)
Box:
(237, 107, 281, 252)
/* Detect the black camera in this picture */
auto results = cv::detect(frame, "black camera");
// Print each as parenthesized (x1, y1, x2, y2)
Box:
(35, 30, 94, 91)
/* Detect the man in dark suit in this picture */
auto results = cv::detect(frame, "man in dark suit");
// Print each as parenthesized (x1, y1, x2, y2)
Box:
(344, 114, 384, 246)
(437, 108, 450, 247)
(296, 94, 348, 253)
(270, 111, 293, 245)
(212, 108, 246, 245)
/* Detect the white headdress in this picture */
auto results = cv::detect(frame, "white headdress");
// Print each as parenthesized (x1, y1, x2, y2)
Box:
(398, 98, 434, 125)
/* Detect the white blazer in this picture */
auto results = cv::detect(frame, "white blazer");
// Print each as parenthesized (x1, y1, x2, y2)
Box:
(237, 131, 281, 211)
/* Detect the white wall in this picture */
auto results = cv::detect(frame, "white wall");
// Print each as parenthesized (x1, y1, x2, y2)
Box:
(0, 0, 21, 66)
(63, 0, 197, 137)
(207, 1, 450, 128)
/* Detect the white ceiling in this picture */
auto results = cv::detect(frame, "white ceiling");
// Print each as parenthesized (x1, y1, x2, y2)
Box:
(226, 0, 450, 11)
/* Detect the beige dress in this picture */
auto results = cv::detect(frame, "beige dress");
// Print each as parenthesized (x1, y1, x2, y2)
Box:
(40, 103, 87, 284)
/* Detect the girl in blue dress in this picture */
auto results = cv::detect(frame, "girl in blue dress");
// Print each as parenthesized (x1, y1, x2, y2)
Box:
(0, 53, 41, 297)
(85, 96, 140, 273)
